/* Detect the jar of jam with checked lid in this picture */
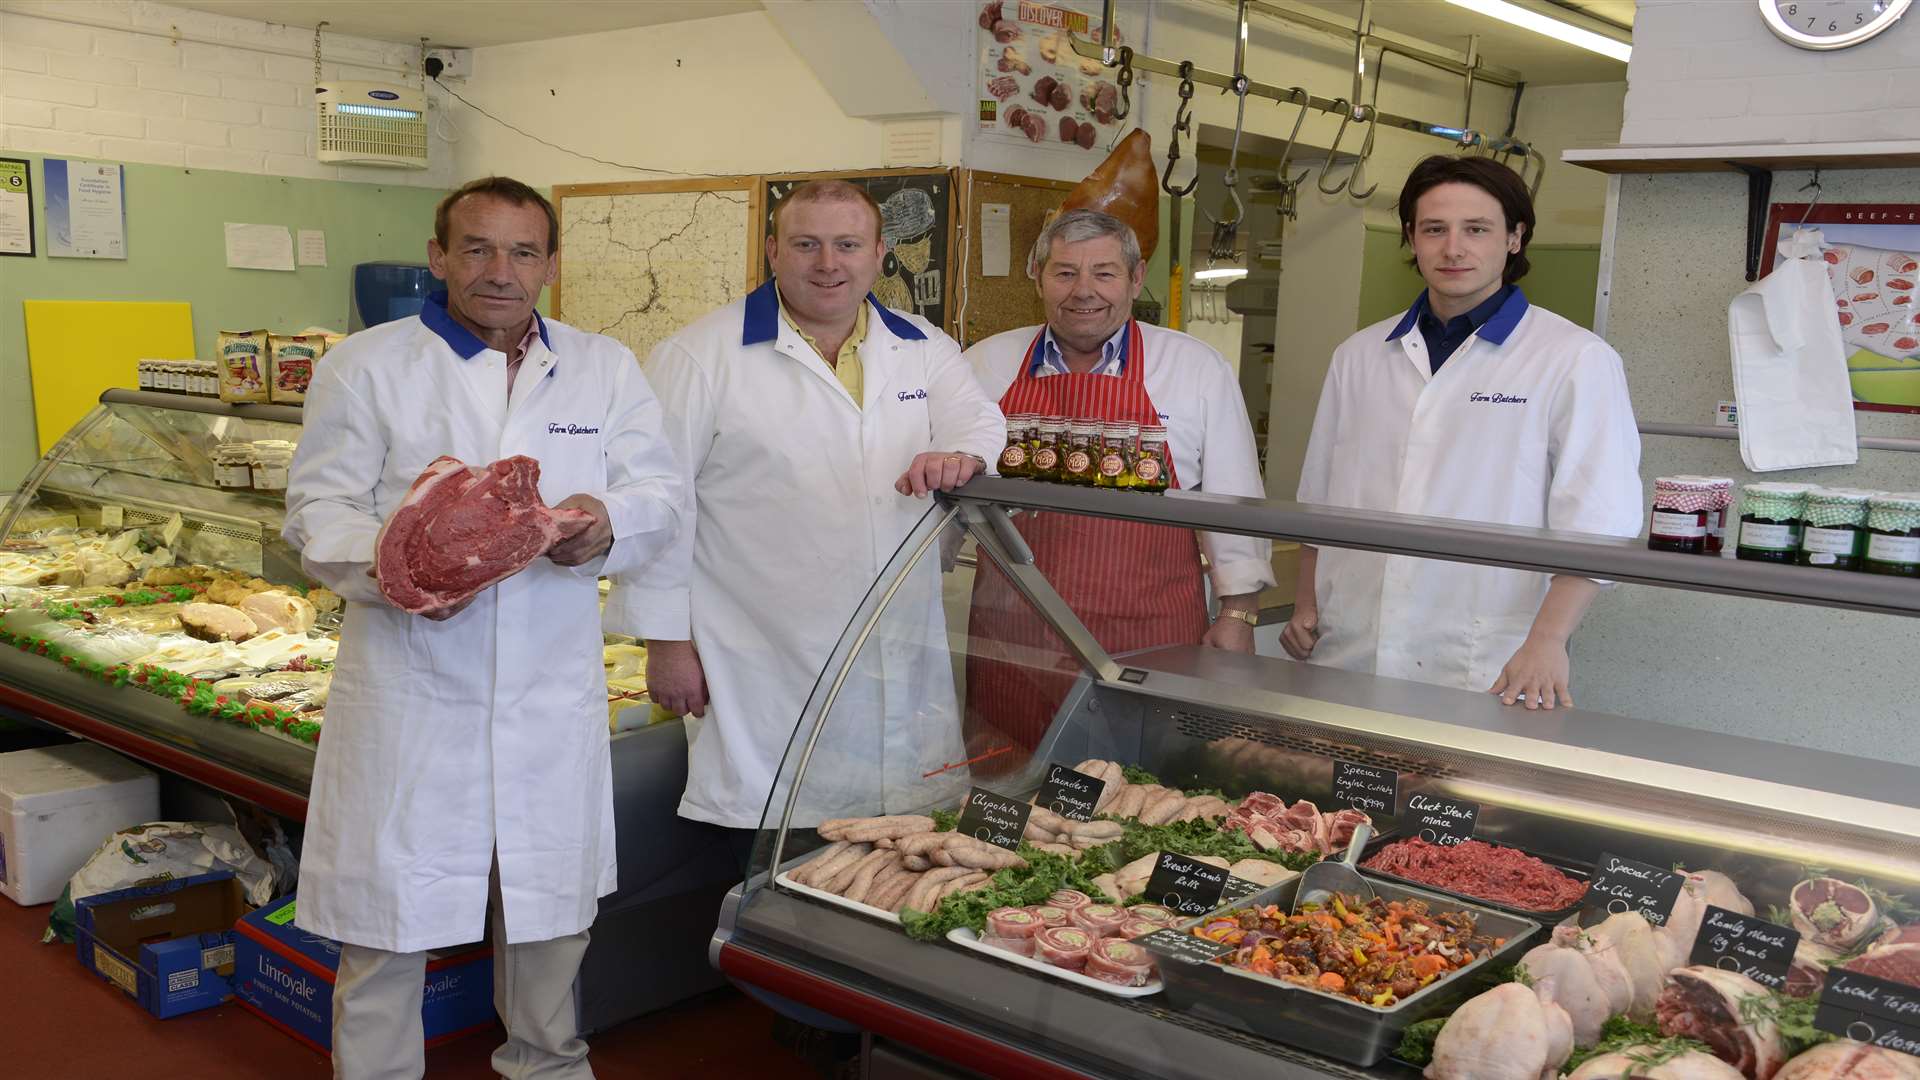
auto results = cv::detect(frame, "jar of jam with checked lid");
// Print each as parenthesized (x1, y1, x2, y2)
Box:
(1648, 476, 1716, 555)
(1799, 487, 1875, 571)
(1737, 482, 1812, 563)
(1864, 493, 1920, 577)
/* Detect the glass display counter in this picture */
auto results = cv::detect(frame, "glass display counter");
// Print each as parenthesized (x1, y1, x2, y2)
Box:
(716, 476, 1920, 1080)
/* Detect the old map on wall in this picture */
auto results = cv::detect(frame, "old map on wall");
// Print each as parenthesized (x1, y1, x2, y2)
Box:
(554, 179, 757, 364)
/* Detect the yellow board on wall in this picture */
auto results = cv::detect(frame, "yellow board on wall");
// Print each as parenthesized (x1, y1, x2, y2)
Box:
(22, 301, 196, 454)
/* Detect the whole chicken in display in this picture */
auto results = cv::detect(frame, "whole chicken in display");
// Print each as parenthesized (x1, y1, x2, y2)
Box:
(1582, 911, 1670, 1021)
(1773, 1042, 1920, 1080)
(1523, 937, 1615, 1046)
(1567, 1048, 1748, 1079)
(1424, 981, 1573, 1080)
(1658, 870, 1756, 973)
(1655, 966, 1787, 1080)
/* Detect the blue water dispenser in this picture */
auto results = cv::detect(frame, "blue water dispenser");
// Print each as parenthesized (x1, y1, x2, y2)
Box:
(350, 262, 435, 331)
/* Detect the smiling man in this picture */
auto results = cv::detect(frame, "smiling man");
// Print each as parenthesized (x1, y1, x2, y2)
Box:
(284, 175, 681, 1079)
(613, 179, 1002, 845)
(1286, 155, 1642, 709)
(963, 208, 1273, 750)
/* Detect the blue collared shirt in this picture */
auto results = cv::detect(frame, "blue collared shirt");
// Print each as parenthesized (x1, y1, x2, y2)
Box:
(1031, 323, 1129, 378)
(1386, 285, 1528, 374)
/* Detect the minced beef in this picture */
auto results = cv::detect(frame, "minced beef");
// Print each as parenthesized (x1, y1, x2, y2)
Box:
(1362, 838, 1588, 911)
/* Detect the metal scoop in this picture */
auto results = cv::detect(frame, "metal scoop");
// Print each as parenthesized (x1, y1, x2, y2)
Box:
(1292, 822, 1376, 913)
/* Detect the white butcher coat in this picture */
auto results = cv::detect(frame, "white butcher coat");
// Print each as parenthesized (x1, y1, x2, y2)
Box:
(1296, 289, 1642, 691)
(283, 294, 681, 952)
(607, 282, 1005, 829)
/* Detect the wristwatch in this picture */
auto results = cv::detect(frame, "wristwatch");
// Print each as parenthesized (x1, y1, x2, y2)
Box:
(1216, 607, 1258, 627)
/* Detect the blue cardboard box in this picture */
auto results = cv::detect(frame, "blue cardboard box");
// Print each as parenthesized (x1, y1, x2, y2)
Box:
(74, 870, 248, 1018)
(233, 895, 494, 1053)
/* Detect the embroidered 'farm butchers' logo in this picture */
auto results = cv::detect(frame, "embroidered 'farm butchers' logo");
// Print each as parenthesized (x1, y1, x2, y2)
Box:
(897, 389, 928, 402)
(547, 423, 600, 435)
(1469, 391, 1529, 405)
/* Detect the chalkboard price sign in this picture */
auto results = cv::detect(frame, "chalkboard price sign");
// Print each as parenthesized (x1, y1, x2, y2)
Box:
(1331, 762, 1398, 816)
(1586, 852, 1686, 926)
(1145, 852, 1229, 917)
(1138, 928, 1232, 968)
(1405, 792, 1478, 846)
(1038, 763, 1105, 823)
(956, 786, 1031, 852)
(1688, 905, 1799, 990)
(1815, 969, 1920, 1058)
(1220, 874, 1265, 904)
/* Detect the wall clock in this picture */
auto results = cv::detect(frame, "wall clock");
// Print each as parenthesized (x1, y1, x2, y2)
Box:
(1760, 0, 1911, 49)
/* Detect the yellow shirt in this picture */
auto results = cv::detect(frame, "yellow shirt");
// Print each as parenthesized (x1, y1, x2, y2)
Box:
(779, 294, 866, 408)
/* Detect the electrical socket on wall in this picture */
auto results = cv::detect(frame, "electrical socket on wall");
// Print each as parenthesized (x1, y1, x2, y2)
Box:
(424, 47, 472, 81)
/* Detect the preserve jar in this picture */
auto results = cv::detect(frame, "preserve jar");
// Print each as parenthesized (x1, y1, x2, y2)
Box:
(1061, 422, 1100, 485)
(1095, 422, 1133, 488)
(1134, 425, 1170, 493)
(1799, 488, 1875, 571)
(1736, 482, 1811, 563)
(212, 442, 254, 489)
(1863, 493, 1920, 577)
(1647, 476, 1716, 555)
(249, 440, 295, 491)
(1031, 419, 1065, 481)
(997, 415, 1032, 478)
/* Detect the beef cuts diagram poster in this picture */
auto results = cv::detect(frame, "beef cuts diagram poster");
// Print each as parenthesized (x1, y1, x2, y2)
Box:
(1763, 204, 1920, 413)
(977, 1, 1134, 156)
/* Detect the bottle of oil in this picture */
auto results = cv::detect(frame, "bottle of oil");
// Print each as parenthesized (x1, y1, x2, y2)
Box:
(1031, 418, 1065, 481)
(1095, 422, 1133, 488)
(1134, 425, 1170, 493)
(997, 415, 1032, 477)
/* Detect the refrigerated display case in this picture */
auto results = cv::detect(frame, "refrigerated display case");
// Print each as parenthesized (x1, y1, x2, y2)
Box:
(0, 388, 735, 1031)
(716, 476, 1920, 1079)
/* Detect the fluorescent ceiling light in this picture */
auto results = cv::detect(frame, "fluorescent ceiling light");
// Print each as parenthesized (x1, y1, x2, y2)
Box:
(1444, 0, 1632, 63)
(1194, 267, 1248, 281)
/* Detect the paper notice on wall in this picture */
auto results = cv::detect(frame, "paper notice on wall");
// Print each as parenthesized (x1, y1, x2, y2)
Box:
(224, 223, 295, 271)
(0, 158, 32, 256)
(981, 203, 1012, 277)
(46, 158, 126, 259)
(882, 119, 942, 167)
(296, 229, 327, 267)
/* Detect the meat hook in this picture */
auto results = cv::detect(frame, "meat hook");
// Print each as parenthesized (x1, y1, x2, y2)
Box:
(1345, 50, 1386, 202)
(1161, 60, 1199, 198)
(1271, 87, 1312, 222)
(1316, 99, 1358, 196)
(1208, 72, 1250, 261)
(1112, 46, 1134, 122)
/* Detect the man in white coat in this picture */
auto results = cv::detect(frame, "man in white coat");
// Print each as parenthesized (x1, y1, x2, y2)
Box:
(1285, 155, 1641, 709)
(284, 177, 681, 1079)
(964, 208, 1274, 751)
(616, 180, 1004, 853)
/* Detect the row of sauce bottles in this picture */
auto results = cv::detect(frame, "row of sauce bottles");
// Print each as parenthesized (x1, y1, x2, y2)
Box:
(997, 414, 1170, 493)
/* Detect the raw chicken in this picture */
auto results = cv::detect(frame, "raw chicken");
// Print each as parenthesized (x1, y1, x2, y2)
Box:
(1774, 1042, 1920, 1080)
(1587, 912, 1671, 1021)
(1567, 1048, 1748, 1079)
(1656, 966, 1787, 1080)
(1659, 871, 1755, 973)
(1524, 938, 1614, 1045)
(1425, 982, 1568, 1080)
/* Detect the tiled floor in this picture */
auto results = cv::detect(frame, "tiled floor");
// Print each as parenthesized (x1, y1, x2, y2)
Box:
(0, 893, 815, 1079)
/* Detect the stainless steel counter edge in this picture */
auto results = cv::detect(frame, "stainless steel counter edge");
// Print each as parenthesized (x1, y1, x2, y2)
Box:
(943, 479, 1920, 618)
(726, 885, 1379, 1080)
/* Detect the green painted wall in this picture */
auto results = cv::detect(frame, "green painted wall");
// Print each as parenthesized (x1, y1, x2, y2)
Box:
(1357, 224, 1601, 332)
(2, 154, 447, 487)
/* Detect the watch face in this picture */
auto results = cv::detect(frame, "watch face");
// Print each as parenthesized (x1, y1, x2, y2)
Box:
(1761, 0, 1912, 49)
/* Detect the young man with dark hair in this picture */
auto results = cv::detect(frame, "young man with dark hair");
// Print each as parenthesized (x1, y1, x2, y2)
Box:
(1285, 155, 1642, 710)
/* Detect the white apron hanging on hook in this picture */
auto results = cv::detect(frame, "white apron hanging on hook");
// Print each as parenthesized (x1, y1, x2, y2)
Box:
(1728, 227, 1857, 472)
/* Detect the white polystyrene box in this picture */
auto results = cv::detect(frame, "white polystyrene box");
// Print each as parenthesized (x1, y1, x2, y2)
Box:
(0, 743, 159, 905)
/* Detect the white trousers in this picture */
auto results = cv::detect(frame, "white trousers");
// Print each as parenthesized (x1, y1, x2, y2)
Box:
(331, 867, 594, 1080)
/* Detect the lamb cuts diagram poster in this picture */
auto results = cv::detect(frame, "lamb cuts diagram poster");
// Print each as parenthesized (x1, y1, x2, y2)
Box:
(758, 170, 954, 333)
(1763, 203, 1920, 413)
(978, 1, 1134, 157)
(553, 179, 755, 365)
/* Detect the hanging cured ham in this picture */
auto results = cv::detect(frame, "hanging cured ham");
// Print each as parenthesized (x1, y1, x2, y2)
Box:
(1058, 128, 1159, 263)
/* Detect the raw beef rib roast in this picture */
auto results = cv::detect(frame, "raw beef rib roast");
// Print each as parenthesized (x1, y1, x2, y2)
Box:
(375, 455, 594, 614)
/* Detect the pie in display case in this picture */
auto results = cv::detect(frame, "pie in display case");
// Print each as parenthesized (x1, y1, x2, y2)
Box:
(717, 476, 1920, 1080)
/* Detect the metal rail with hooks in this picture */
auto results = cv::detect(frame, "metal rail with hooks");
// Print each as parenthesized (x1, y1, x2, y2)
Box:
(1078, 0, 1548, 198)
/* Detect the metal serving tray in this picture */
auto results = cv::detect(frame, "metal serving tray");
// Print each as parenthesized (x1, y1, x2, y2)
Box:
(1154, 877, 1541, 1066)
(1355, 834, 1592, 926)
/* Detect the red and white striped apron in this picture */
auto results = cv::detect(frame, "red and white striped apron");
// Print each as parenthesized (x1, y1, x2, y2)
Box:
(964, 321, 1209, 754)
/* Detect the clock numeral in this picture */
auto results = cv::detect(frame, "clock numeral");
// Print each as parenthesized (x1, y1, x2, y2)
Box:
(1783, 2, 1795, 12)
(1856, 11, 1865, 22)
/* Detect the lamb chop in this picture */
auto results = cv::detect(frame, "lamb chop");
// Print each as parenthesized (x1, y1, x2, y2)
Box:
(1789, 878, 1882, 950)
(1655, 966, 1787, 1080)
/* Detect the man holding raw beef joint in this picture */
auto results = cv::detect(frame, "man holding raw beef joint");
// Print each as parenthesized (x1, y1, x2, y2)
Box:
(283, 176, 681, 1080)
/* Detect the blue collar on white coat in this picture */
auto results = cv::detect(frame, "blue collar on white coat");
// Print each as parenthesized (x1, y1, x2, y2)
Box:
(740, 278, 927, 347)
(421, 289, 553, 359)
(1385, 285, 1529, 346)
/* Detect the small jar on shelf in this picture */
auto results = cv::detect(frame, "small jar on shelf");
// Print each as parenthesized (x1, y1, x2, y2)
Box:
(1863, 493, 1920, 577)
(1799, 488, 1875, 571)
(1736, 482, 1811, 563)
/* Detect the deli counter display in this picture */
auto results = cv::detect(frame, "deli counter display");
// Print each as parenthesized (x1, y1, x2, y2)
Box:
(716, 477, 1920, 1080)
(0, 388, 736, 1031)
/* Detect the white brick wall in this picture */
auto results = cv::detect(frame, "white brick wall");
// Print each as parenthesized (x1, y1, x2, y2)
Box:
(0, 1, 452, 187)
(1622, 0, 1920, 145)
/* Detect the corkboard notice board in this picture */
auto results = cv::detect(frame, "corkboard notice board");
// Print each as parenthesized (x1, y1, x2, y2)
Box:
(959, 170, 1074, 348)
